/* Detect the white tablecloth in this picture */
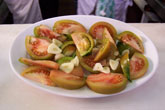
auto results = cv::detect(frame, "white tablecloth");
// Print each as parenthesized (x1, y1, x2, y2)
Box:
(0, 24, 164, 110)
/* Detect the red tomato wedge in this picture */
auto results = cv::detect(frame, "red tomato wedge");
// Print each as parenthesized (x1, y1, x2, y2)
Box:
(89, 22, 117, 39)
(117, 31, 144, 53)
(21, 66, 55, 86)
(70, 66, 84, 77)
(34, 25, 59, 40)
(49, 70, 85, 89)
(130, 52, 149, 79)
(86, 73, 127, 94)
(53, 20, 87, 35)
(25, 36, 54, 60)
(19, 57, 59, 70)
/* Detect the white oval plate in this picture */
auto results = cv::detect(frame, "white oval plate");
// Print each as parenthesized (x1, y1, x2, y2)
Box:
(9, 15, 159, 98)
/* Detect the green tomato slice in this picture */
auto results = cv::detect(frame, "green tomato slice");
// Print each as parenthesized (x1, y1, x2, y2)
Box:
(120, 52, 132, 82)
(25, 36, 54, 60)
(117, 41, 136, 57)
(34, 25, 58, 40)
(117, 31, 144, 53)
(50, 69, 86, 90)
(89, 21, 117, 39)
(21, 66, 55, 86)
(61, 41, 76, 57)
(53, 20, 87, 35)
(19, 57, 59, 70)
(76, 51, 98, 74)
(130, 52, 149, 79)
(71, 32, 94, 56)
(94, 38, 111, 62)
(86, 73, 127, 94)
(57, 57, 74, 65)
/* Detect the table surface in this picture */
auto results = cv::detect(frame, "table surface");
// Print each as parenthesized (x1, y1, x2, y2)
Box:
(0, 23, 164, 110)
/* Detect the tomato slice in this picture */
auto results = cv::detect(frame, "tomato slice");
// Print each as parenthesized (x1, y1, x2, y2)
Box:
(117, 41, 135, 57)
(89, 21, 117, 39)
(130, 52, 149, 79)
(94, 38, 111, 61)
(57, 57, 73, 65)
(120, 52, 131, 82)
(94, 27, 118, 62)
(61, 41, 76, 57)
(19, 57, 59, 69)
(34, 25, 59, 40)
(86, 73, 127, 94)
(21, 66, 55, 86)
(71, 32, 94, 56)
(76, 51, 98, 73)
(25, 36, 54, 60)
(117, 31, 144, 53)
(53, 20, 87, 35)
(49, 69, 85, 89)
(70, 66, 84, 77)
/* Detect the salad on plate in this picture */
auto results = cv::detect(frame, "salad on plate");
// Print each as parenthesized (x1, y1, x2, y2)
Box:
(18, 19, 149, 94)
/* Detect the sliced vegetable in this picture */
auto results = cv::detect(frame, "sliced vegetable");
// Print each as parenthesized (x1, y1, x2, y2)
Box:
(103, 28, 118, 58)
(117, 41, 135, 57)
(117, 31, 144, 53)
(21, 66, 55, 86)
(130, 52, 149, 79)
(19, 57, 59, 70)
(103, 27, 116, 46)
(50, 70, 86, 89)
(120, 52, 131, 82)
(76, 51, 98, 73)
(70, 66, 84, 77)
(89, 21, 117, 39)
(71, 32, 94, 56)
(56, 35, 67, 42)
(64, 34, 73, 40)
(61, 41, 76, 57)
(25, 36, 54, 60)
(57, 57, 73, 65)
(34, 25, 59, 40)
(86, 73, 127, 94)
(53, 20, 87, 35)
(94, 38, 111, 61)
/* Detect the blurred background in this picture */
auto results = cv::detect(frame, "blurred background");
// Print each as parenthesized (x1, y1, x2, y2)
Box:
(0, 0, 165, 24)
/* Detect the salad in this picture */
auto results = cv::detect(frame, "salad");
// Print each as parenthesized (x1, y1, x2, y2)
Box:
(19, 19, 149, 94)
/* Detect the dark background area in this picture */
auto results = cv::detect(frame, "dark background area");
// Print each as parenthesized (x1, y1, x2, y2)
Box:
(1, 0, 144, 24)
